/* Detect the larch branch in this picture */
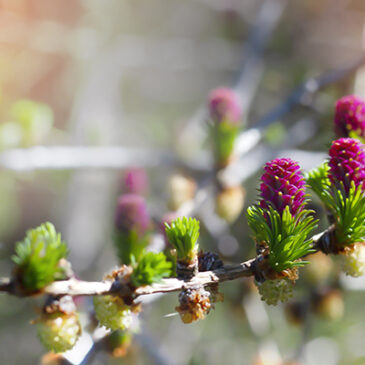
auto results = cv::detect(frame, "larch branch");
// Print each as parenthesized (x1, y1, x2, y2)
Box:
(0, 227, 334, 299)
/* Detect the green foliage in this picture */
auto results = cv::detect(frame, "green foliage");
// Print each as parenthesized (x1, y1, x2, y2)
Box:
(247, 205, 317, 272)
(307, 165, 365, 246)
(306, 163, 334, 209)
(263, 122, 287, 147)
(114, 230, 149, 265)
(209, 121, 239, 165)
(164, 217, 200, 262)
(12, 222, 68, 291)
(349, 130, 365, 144)
(331, 183, 365, 246)
(108, 329, 133, 349)
(130, 251, 172, 287)
(163, 246, 177, 277)
(0, 99, 54, 148)
(0, 99, 53, 149)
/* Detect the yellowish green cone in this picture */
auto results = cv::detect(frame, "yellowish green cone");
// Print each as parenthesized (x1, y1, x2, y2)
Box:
(37, 312, 81, 353)
(93, 295, 132, 331)
(257, 278, 294, 305)
(340, 244, 365, 277)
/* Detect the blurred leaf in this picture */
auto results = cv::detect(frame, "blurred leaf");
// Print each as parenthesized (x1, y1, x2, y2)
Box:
(0, 121, 22, 149)
(264, 121, 286, 146)
(114, 230, 149, 265)
(0, 174, 19, 238)
(10, 99, 53, 146)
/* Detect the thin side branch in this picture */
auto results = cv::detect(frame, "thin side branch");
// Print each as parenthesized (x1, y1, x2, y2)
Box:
(40, 258, 255, 298)
(44, 279, 113, 297)
(0, 146, 177, 172)
(0, 228, 334, 299)
(255, 53, 365, 130)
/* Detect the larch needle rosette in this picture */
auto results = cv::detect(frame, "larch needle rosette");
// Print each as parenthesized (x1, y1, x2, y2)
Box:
(247, 158, 317, 305)
(307, 138, 365, 277)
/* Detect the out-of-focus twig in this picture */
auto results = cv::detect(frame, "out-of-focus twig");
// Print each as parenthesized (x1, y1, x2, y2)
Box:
(179, 117, 322, 227)
(1, 43, 361, 175)
(255, 53, 365, 129)
(293, 299, 313, 363)
(220, 118, 324, 187)
(0, 146, 176, 171)
(177, 0, 287, 154)
(233, 0, 288, 114)
(226, 51, 365, 167)
(135, 332, 178, 365)
(174, 50, 365, 220)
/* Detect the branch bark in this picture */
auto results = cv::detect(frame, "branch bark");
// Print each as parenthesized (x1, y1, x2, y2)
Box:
(0, 227, 334, 299)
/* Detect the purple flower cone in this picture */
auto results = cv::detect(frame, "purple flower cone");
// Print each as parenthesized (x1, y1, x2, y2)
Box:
(124, 168, 148, 195)
(115, 194, 150, 236)
(260, 158, 306, 216)
(328, 138, 365, 194)
(208, 87, 242, 124)
(334, 95, 365, 138)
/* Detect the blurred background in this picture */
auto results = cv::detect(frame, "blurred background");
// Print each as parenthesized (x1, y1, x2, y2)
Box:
(0, 0, 365, 364)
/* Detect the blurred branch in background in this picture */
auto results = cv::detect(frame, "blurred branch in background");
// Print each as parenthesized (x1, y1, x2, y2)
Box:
(0, 52, 360, 175)
(59, 331, 176, 365)
(232, 0, 288, 112)
(0, 146, 177, 171)
(255, 51, 365, 129)
(177, 0, 288, 157)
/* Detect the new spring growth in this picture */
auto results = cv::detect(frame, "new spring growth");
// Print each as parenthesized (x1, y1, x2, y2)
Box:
(94, 251, 172, 331)
(114, 194, 151, 265)
(115, 194, 150, 235)
(94, 251, 171, 331)
(334, 95, 365, 140)
(130, 251, 172, 287)
(164, 217, 200, 264)
(307, 138, 365, 246)
(247, 158, 317, 305)
(328, 137, 365, 194)
(124, 168, 148, 195)
(93, 295, 133, 331)
(209, 88, 245, 222)
(327, 138, 365, 248)
(160, 211, 180, 246)
(37, 311, 81, 353)
(36, 296, 81, 353)
(307, 138, 365, 276)
(248, 159, 316, 272)
(12, 222, 68, 293)
(259, 158, 306, 216)
(208, 88, 242, 124)
(207, 87, 243, 167)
